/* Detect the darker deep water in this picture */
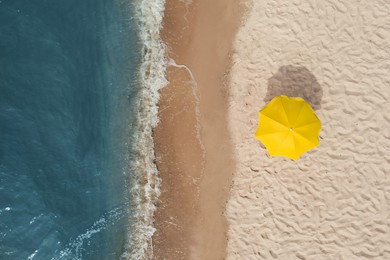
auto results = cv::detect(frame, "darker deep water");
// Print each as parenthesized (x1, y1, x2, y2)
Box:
(0, 0, 140, 259)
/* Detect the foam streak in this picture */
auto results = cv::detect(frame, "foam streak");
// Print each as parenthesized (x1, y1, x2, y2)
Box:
(121, 0, 168, 259)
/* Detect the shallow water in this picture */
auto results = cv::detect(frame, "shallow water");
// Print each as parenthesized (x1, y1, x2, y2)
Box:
(0, 0, 141, 258)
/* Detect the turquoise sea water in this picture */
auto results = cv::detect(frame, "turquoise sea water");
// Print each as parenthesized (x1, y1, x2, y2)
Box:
(0, 0, 148, 259)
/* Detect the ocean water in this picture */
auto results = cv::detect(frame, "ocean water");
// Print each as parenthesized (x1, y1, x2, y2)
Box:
(0, 0, 166, 259)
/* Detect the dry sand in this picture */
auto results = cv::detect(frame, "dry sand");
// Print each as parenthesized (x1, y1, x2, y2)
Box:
(227, 0, 390, 259)
(152, 0, 242, 259)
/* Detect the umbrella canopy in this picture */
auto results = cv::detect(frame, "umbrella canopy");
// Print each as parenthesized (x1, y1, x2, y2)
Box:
(254, 95, 321, 160)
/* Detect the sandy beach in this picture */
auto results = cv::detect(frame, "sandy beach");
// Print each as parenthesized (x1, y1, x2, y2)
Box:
(152, 0, 242, 259)
(226, 0, 390, 259)
(152, 0, 390, 259)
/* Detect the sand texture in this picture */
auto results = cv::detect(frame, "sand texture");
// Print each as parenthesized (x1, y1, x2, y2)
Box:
(227, 0, 390, 259)
(152, 0, 242, 259)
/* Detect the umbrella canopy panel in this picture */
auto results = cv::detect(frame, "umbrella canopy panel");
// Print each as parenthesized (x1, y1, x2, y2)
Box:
(255, 95, 321, 160)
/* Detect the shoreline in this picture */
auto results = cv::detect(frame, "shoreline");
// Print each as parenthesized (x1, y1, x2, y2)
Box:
(152, 0, 243, 258)
(128, 0, 167, 258)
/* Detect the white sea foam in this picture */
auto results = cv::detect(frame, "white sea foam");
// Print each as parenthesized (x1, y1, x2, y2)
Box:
(121, 0, 168, 259)
(53, 207, 124, 260)
(27, 250, 38, 260)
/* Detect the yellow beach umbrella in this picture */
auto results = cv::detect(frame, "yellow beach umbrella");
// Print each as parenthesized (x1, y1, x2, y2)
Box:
(254, 95, 321, 160)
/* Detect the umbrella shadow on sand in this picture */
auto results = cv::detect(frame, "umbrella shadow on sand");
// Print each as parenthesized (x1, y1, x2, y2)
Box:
(264, 65, 323, 110)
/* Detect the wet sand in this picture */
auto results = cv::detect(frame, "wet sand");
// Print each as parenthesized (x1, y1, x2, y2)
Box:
(152, 0, 243, 259)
